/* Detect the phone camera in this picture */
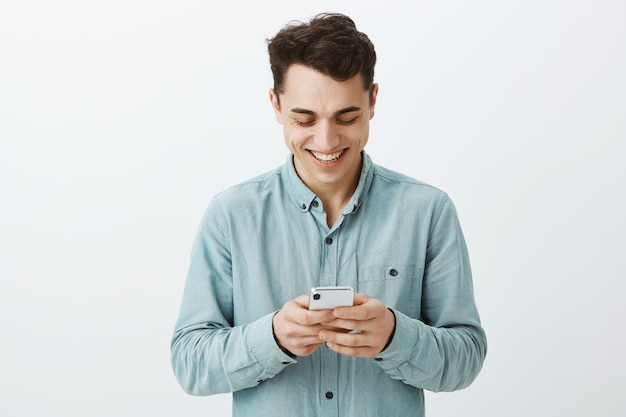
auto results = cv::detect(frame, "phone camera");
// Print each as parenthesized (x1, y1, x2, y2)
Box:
(313, 293, 321, 300)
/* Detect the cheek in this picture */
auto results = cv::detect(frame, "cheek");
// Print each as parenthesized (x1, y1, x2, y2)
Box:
(352, 124, 370, 145)
(283, 127, 309, 148)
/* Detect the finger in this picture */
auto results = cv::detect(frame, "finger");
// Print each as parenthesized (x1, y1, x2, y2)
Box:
(298, 310, 334, 326)
(287, 303, 334, 326)
(287, 339, 326, 357)
(321, 326, 352, 333)
(332, 303, 372, 321)
(319, 329, 367, 347)
(294, 294, 310, 308)
(325, 342, 381, 358)
(352, 292, 371, 305)
(322, 321, 391, 344)
(322, 318, 362, 332)
(320, 330, 385, 358)
(292, 336, 327, 348)
(290, 295, 338, 325)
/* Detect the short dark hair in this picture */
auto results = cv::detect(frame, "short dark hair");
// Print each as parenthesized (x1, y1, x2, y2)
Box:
(267, 13, 376, 101)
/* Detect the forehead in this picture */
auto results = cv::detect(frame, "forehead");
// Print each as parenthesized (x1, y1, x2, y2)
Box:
(280, 64, 369, 112)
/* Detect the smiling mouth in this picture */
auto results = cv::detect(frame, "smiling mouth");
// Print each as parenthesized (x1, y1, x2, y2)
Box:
(309, 149, 345, 163)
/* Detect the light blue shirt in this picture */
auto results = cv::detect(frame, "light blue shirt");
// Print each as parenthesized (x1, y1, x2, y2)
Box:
(171, 153, 486, 417)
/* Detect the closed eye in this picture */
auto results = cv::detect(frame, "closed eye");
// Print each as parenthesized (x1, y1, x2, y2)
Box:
(294, 119, 315, 127)
(337, 117, 358, 126)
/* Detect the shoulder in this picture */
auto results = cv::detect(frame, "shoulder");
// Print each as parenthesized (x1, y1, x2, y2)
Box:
(370, 163, 451, 205)
(211, 167, 284, 209)
(367, 162, 462, 229)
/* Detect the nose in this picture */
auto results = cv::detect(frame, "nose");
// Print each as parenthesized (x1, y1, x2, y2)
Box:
(314, 120, 340, 151)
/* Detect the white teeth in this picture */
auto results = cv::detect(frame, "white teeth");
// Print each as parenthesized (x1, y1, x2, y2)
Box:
(311, 150, 344, 162)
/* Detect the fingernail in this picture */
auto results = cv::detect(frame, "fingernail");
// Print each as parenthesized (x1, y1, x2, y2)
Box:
(319, 331, 327, 341)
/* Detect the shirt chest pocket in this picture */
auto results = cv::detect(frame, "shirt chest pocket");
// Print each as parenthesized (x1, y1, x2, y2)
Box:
(356, 266, 423, 318)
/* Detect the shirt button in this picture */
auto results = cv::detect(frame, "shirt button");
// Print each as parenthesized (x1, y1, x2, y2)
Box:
(325, 237, 333, 245)
(374, 357, 383, 361)
(301, 204, 307, 210)
(312, 200, 319, 208)
(389, 268, 398, 276)
(325, 391, 334, 399)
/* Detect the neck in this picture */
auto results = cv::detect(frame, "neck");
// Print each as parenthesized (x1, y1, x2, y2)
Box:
(307, 157, 363, 228)
(315, 181, 356, 213)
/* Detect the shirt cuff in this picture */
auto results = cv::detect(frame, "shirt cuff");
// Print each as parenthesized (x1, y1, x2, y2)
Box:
(245, 311, 297, 376)
(371, 309, 420, 367)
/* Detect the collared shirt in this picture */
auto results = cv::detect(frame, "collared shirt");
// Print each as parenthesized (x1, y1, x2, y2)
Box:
(171, 152, 487, 417)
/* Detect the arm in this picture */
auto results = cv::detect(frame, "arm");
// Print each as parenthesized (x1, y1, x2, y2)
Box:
(319, 196, 487, 392)
(170, 200, 296, 396)
(377, 197, 487, 392)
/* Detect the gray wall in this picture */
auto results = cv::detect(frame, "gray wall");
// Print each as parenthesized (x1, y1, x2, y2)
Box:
(1, 1, 624, 416)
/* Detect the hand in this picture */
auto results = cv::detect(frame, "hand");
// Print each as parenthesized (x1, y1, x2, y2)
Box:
(272, 294, 336, 357)
(318, 293, 396, 358)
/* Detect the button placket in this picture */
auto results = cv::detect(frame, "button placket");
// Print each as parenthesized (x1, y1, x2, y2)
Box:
(319, 224, 342, 417)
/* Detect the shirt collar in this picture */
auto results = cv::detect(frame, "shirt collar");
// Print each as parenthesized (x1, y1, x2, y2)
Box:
(282, 151, 374, 214)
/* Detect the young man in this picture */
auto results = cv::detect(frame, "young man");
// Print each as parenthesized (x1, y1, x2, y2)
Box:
(171, 13, 486, 417)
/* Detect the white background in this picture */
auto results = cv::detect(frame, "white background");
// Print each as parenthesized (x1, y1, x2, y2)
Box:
(1, 1, 625, 416)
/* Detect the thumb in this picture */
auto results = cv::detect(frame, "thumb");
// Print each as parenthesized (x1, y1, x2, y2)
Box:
(353, 292, 371, 305)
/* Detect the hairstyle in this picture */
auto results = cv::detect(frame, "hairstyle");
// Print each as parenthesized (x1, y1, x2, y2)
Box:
(267, 13, 377, 102)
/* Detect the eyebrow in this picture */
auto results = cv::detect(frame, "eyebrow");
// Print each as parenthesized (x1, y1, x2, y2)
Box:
(290, 106, 361, 117)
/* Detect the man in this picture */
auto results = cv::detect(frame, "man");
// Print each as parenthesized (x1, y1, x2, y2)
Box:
(171, 13, 486, 417)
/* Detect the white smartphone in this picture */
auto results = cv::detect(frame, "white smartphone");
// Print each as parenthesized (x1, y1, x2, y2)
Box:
(308, 286, 355, 310)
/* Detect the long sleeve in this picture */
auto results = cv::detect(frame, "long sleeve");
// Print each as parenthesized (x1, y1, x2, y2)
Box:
(373, 196, 487, 392)
(170, 198, 295, 396)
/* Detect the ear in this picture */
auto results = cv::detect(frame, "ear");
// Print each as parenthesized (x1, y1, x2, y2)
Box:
(269, 88, 283, 124)
(369, 83, 379, 120)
